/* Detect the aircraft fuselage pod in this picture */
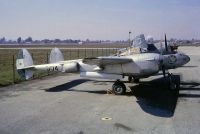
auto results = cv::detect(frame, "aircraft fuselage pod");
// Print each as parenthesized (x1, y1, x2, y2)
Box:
(80, 53, 161, 79)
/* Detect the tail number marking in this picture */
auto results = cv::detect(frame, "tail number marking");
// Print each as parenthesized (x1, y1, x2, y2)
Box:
(47, 66, 59, 72)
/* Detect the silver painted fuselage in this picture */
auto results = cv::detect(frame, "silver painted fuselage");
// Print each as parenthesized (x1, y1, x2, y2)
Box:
(78, 53, 161, 78)
(78, 52, 190, 79)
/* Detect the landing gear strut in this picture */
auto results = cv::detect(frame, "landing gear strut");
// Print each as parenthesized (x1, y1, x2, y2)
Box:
(112, 80, 126, 95)
(128, 76, 132, 82)
(128, 76, 140, 83)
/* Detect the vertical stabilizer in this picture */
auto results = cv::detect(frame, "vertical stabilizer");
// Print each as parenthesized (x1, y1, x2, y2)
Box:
(132, 34, 148, 52)
(16, 48, 33, 79)
(49, 48, 64, 63)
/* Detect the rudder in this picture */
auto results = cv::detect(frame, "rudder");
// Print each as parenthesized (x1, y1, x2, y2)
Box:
(16, 48, 34, 79)
(49, 48, 64, 63)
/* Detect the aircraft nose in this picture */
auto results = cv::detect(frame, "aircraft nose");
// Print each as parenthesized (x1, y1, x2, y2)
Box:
(184, 54, 190, 63)
(186, 55, 190, 62)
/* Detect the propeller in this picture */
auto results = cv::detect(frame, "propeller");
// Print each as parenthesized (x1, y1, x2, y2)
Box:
(162, 34, 168, 77)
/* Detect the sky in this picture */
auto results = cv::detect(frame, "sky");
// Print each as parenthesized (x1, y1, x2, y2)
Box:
(0, 0, 200, 40)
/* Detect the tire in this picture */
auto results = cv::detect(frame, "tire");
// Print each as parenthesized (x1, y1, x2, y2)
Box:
(169, 82, 176, 90)
(175, 75, 180, 90)
(174, 75, 180, 95)
(168, 75, 180, 91)
(112, 81, 126, 95)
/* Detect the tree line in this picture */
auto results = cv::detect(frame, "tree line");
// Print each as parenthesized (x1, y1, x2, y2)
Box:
(0, 37, 82, 44)
(0, 36, 129, 44)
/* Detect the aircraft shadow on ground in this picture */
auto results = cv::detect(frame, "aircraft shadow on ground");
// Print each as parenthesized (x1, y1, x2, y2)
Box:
(129, 77, 178, 118)
(45, 79, 109, 94)
(44, 77, 200, 118)
(45, 79, 91, 92)
(129, 77, 200, 118)
(179, 81, 200, 98)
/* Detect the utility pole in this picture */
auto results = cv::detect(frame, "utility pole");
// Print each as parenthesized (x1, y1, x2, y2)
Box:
(129, 31, 131, 47)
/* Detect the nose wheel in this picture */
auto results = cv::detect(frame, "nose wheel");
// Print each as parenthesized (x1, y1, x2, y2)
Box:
(167, 73, 180, 91)
(112, 80, 126, 95)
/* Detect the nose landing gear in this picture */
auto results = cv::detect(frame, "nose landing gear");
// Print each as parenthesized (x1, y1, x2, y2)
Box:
(167, 73, 180, 92)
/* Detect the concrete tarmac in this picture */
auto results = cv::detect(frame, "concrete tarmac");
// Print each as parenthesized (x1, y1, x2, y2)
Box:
(0, 46, 200, 134)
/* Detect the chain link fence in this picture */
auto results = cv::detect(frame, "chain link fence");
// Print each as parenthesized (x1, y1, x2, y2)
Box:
(0, 48, 118, 86)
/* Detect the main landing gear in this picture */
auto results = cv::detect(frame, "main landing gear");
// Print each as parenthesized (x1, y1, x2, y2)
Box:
(112, 76, 140, 95)
(112, 80, 126, 95)
(111, 73, 180, 95)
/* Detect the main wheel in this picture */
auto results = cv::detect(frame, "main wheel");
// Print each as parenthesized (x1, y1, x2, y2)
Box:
(169, 81, 176, 90)
(112, 81, 126, 95)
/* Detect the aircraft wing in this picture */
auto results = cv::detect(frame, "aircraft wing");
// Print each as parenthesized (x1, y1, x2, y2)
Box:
(82, 57, 132, 66)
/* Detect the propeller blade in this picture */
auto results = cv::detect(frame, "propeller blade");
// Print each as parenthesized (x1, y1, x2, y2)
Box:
(165, 34, 168, 52)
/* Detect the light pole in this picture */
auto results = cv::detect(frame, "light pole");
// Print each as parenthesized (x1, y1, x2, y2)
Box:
(129, 31, 131, 47)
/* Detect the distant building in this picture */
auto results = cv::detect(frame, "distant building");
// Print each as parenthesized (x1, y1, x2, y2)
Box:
(78, 41, 83, 45)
